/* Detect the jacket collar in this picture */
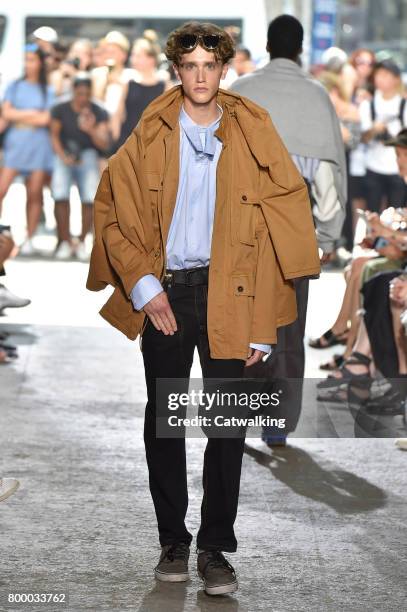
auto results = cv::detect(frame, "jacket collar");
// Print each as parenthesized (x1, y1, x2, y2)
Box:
(137, 84, 271, 167)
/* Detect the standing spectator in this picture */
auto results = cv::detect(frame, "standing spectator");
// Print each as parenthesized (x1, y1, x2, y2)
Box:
(111, 37, 167, 150)
(346, 49, 376, 248)
(92, 31, 131, 115)
(50, 74, 109, 261)
(318, 71, 362, 252)
(50, 39, 93, 98)
(0, 44, 54, 255)
(360, 59, 407, 213)
(232, 46, 255, 77)
(232, 15, 346, 446)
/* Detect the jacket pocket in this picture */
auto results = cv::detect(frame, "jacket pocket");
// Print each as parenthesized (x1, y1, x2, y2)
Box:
(237, 190, 258, 246)
(231, 274, 255, 296)
(146, 172, 161, 232)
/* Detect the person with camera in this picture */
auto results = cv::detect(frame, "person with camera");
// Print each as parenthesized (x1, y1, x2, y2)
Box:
(50, 74, 109, 261)
(360, 59, 407, 213)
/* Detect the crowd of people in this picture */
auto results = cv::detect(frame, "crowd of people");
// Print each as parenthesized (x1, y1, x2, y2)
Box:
(0, 17, 406, 445)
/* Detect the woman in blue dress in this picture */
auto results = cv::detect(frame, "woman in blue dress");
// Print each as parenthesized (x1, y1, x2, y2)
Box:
(0, 43, 54, 254)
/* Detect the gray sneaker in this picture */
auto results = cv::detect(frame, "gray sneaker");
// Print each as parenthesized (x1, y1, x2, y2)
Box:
(154, 543, 190, 582)
(197, 551, 238, 595)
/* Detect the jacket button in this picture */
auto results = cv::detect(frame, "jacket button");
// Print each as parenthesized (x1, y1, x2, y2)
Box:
(242, 195, 247, 201)
(237, 285, 244, 292)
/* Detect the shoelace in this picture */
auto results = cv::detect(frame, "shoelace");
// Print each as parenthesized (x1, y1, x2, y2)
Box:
(164, 543, 189, 562)
(202, 551, 235, 575)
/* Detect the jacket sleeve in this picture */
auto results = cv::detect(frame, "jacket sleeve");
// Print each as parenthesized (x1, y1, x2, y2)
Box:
(258, 114, 321, 280)
(101, 181, 156, 298)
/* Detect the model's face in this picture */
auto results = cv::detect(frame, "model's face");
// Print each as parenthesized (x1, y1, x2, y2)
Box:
(174, 46, 228, 105)
(396, 146, 407, 177)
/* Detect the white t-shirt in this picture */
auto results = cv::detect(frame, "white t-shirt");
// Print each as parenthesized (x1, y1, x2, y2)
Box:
(360, 91, 407, 175)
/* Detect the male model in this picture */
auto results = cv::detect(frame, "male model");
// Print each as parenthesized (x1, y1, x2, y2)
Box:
(232, 15, 346, 445)
(87, 21, 320, 596)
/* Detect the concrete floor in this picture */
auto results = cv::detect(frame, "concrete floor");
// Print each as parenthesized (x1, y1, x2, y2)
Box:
(0, 197, 407, 610)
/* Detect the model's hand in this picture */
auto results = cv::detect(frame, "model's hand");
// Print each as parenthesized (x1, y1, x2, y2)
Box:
(245, 348, 266, 367)
(143, 291, 178, 335)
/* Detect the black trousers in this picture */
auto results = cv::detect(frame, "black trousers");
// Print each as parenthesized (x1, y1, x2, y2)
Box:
(362, 270, 403, 378)
(141, 283, 246, 552)
(245, 278, 309, 435)
(364, 169, 406, 214)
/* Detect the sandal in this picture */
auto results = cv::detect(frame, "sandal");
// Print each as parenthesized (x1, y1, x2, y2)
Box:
(309, 328, 348, 349)
(317, 351, 372, 389)
(319, 353, 345, 371)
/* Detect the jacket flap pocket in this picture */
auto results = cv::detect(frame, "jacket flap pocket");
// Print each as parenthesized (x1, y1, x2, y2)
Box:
(146, 172, 161, 190)
(232, 274, 255, 296)
(239, 190, 259, 205)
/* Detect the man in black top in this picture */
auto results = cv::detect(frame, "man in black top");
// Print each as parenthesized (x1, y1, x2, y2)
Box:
(50, 74, 109, 261)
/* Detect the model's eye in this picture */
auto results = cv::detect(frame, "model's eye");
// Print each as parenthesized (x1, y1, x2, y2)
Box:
(184, 63, 194, 71)
(206, 63, 216, 70)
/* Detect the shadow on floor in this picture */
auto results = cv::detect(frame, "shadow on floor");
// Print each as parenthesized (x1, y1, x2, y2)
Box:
(136, 582, 242, 612)
(244, 443, 387, 514)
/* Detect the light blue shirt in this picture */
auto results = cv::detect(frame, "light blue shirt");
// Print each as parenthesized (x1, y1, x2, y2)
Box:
(130, 106, 271, 355)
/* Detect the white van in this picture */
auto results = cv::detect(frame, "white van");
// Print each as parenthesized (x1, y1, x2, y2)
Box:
(0, 0, 269, 90)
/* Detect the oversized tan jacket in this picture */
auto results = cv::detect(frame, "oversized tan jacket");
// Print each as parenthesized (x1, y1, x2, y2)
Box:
(86, 86, 321, 360)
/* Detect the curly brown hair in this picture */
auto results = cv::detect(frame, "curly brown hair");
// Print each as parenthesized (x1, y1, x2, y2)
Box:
(165, 21, 235, 66)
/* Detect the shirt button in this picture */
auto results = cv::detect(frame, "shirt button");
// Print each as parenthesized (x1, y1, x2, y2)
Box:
(242, 195, 247, 201)
(237, 285, 244, 292)
(154, 250, 160, 258)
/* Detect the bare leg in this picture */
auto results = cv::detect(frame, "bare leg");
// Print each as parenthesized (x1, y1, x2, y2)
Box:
(0, 168, 19, 216)
(332, 318, 372, 378)
(25, 170, 47, 238)
(79, 203, 93, 242)
(54, 200, 72, 243)
(390, 302, 407, 374)
(313, 256, 371, 348)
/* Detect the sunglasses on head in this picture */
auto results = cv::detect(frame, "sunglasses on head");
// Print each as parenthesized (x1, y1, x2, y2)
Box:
(178, 33, 221, 52)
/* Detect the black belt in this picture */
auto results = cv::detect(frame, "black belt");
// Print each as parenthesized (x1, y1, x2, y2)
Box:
(163, 266, 209, 286)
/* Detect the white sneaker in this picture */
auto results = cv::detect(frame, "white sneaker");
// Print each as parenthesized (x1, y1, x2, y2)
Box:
(54, 240, 73, 261)
(75, 241, 89, 262)
(19, 239, 36, 256)
(395, 438, 407, 451)
(0, 284, 31, 310)
(0, 477, 20, 502)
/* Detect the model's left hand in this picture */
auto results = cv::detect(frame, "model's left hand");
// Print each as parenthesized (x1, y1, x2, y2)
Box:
(245, 348, 267, 367)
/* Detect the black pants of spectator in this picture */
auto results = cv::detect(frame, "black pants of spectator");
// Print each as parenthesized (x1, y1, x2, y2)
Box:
(246, 278, 309, 436)
(364, 169, 406, 214)
(141, 282, 246, 553)
(362, 269, 403, 377)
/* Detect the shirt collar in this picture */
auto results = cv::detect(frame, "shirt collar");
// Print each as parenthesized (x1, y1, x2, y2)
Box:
(179, 105, 223, 156)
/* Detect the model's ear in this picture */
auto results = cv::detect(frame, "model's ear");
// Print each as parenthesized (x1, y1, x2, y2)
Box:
(173, 63, 180, 81)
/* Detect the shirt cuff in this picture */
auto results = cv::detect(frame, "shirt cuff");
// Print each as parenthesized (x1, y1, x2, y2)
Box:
(249, 343, 272, 354)
(130, 274, 163, 311)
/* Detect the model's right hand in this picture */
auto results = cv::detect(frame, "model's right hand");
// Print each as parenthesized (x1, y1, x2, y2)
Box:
(143, 291, 178, 335)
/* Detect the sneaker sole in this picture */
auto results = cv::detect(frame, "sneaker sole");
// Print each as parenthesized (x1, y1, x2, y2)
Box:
(198, 572, 238, 596)
(0, 479, 20, 502)
(154, 569, 189, 582)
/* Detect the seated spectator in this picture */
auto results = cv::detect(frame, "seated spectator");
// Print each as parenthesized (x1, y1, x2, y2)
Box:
(50, 74, 109, 261)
